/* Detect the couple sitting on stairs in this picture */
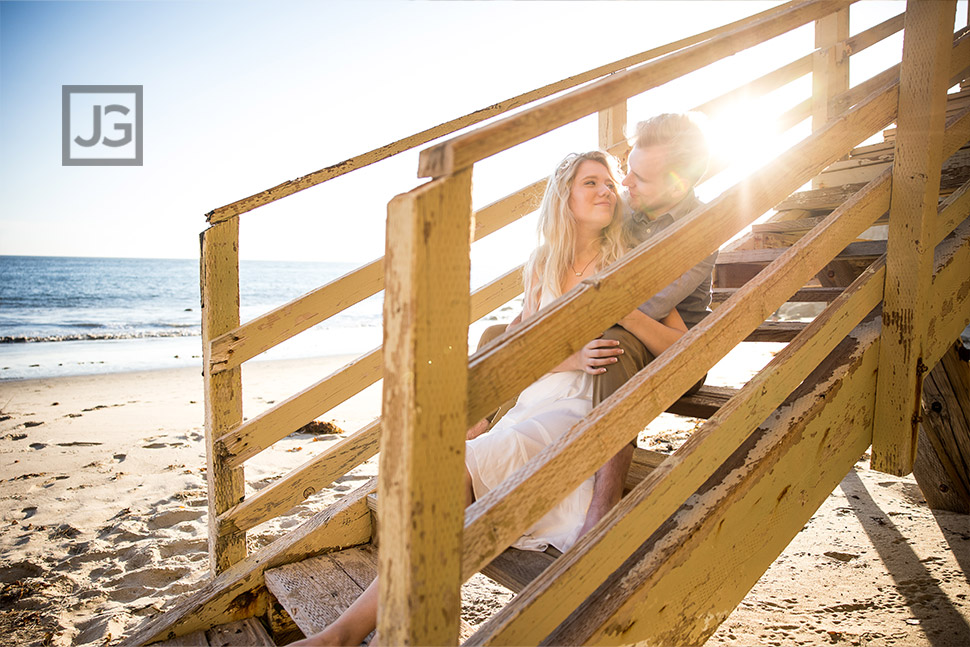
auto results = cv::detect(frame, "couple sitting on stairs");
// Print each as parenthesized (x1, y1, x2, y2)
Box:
(291, 112, 716, 646)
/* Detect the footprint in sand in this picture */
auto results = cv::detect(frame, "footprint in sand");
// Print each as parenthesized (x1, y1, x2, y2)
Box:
(105, 565, 193, 603)
(148, 508, 205, 530)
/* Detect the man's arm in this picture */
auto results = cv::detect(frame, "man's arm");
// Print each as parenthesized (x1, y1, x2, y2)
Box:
(637, 250, 717, 321)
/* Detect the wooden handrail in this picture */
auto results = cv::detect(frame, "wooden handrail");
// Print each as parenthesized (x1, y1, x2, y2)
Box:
(218, 264, 525, 468)
(208, 181, 540, 374)
(418, 0, 853, 178)
(203, 4, 796, 225)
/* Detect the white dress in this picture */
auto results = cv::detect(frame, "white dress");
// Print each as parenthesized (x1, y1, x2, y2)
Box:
(465, 293, 595, 554)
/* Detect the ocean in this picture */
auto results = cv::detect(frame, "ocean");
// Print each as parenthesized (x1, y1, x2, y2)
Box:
(0, 255, 520, 381)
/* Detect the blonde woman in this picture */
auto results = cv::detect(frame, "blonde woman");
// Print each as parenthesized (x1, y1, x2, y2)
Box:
(290, 152, 687, 647)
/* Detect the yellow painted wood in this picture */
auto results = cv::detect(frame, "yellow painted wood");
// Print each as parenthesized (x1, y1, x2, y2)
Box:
(598, 102, 627, 151)
(464, 78, 898, 439)
(123, 479, 375, 647)
(221, 347, 382, 469)
(576, 320, 881, 646)
(419, 0, 852, 177)
(217, 264, 521, 471)
(461, 155, 894, 589)
(210, 179, 541, 375)
(378, 169, 472, 646)
(936, 178, 970, 246)
(873, 0, 957, 476)
(466, 257, 886, 647)
(812, 6, 849, 189)
(926, 217, 970, 365)
(201, 220, 247, 575)
(217, 419, 381, 534)
(209, 258, 383, 373)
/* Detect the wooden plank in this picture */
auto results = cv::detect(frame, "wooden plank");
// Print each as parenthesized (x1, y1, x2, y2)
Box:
(936, 177, 970, 246)
(205, 3, 790, 224)
(465, 255, 886, 647)
(200, 220, 247, 575)
(209, 258, 383, 373)
(481, 548, 558, 594)
(774, 182, 868, 211)
(460, 153, 894, 593)
(713, 286, 844, 305)
(873, 0, 957, 476)
(551, 318, 880, 647)
(123, 479, 375, 646)
(377, 169, 472, 646)
(915, 349, 970, 513)
(926, 217, 970, 371)
(217, 419, 381, 535)
(221, 348, 382, 469)
(664, 385, 739, 419)
(205, 618, 274, 647)
(211, 178, 540, 375)
(218, 260, 523, 471)
(845, 11, 904, 56)
(745, 321, 807, 342)
(264, 552, 366, 636)
(717, 239, 885, 265)
(419, 0, 852, 177)
(811, 6, 849, 137)
(598, 102, 627, 151)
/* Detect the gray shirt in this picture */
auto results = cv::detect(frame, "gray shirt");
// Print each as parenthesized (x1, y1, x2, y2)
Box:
(624, 191, 716, 329)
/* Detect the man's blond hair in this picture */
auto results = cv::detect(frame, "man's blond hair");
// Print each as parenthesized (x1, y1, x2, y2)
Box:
(633, 113, 710, 188)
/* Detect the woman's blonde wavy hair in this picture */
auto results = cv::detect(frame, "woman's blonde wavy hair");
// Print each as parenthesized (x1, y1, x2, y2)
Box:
(523, 151, 627, 314)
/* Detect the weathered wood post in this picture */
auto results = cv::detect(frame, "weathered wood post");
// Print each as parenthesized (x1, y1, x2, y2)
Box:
(873, 0, 957, 475)
(200, 218, 247, 574)
(811, 6, 850, 140)
(378, 167, 473, 645)
(598, 100, 627, 157)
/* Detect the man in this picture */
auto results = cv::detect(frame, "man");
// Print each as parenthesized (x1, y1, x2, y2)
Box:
(578, 112, 717, 537)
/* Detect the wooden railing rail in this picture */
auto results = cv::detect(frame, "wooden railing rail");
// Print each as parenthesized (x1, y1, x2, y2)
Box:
(417, 0, 854, 179)
(202, 5, 796, 226)
(208, 183, 542, 375)
(216, 263, 524, 469)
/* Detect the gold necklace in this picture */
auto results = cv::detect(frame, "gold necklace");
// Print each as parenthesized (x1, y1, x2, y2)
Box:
(572, 255, 597, 277)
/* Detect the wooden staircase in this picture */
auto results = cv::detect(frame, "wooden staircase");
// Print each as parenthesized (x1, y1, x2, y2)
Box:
(122, 2, 970, 645)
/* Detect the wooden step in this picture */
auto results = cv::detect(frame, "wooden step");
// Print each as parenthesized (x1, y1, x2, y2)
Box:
(150, 618, 274, 646)
(712, 286, 844, 305)
(745, 321, 807, 342)
(264, 544, 475, 642)
(264, 544, 378, 641)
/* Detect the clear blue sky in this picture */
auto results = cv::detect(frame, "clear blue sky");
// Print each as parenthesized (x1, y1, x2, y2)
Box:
(0, 0, 950, 264)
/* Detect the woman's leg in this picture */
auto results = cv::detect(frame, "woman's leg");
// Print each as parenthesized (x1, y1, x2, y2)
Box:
(289, 467, 476, 645)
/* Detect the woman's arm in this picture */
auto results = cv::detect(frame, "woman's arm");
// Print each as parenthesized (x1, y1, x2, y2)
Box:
(616, 306, 687, 357)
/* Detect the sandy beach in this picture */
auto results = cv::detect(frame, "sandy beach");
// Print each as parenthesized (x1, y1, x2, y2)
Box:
(1, 345, 968, 646)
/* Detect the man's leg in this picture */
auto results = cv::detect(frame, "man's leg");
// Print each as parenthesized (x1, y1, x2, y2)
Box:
(579, 326, 655, 536)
